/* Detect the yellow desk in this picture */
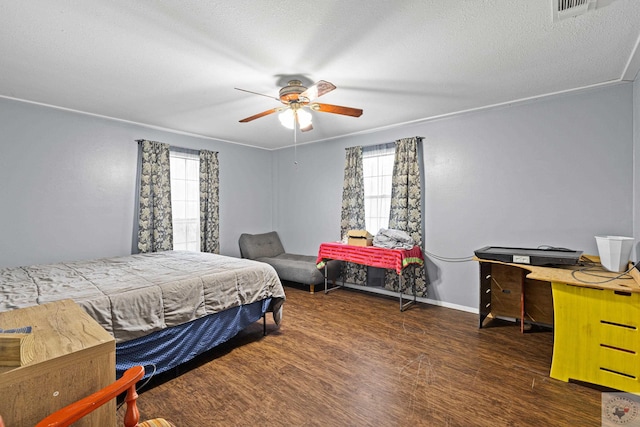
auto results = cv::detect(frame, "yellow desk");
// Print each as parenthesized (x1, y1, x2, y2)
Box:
(475, 256, 640, 393)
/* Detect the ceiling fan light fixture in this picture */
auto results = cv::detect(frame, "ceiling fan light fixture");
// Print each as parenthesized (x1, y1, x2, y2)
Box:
(297, 109, 312, 128)
(278, 108, 312, 130)
(278, 108, 295, 129)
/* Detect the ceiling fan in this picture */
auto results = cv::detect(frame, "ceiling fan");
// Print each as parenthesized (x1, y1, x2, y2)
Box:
(235, 79, 363, 132)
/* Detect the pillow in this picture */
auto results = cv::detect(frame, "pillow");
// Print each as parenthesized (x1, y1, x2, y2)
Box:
(239, 231, 286, 259)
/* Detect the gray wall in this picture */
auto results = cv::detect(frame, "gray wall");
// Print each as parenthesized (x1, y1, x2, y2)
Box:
(272, 83, 634, 310)
(634, 76, 640, 259)
(0, 98, 273, 268)
(1, 82, 635, 310)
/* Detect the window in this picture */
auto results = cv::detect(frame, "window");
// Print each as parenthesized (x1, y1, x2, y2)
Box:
(363, 143, 395, 235)
(170, 150, 200, 251)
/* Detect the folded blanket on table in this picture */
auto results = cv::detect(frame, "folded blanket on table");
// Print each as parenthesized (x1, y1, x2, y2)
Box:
(373, 228, 415, 250)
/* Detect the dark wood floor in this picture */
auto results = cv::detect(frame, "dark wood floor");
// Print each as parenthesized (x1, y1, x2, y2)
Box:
(123, 285, 605, 426)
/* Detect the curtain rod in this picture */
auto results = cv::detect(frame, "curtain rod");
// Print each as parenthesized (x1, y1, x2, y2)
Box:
(136, 139, 215, 155)
(345, 136, 424, 150)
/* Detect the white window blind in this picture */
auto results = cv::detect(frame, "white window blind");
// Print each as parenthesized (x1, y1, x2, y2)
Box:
(170, 150, 200, 252)
(363, 143, 395, 235)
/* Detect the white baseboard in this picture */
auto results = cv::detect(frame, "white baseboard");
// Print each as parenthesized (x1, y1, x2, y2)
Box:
(334, 282, 478, 314)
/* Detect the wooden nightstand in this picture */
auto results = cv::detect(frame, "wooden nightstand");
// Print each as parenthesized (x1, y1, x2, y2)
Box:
(0, 299, 116, 426)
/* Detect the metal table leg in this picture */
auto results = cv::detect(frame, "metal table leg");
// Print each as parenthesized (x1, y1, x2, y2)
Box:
(400, 265, 417, 312)
(324, 262, 342, 293)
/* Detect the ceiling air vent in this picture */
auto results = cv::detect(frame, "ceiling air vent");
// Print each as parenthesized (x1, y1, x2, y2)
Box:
(553, 0, 597, 21)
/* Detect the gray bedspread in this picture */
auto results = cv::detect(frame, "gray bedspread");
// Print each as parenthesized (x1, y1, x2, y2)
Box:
(0, 251, 285, 343)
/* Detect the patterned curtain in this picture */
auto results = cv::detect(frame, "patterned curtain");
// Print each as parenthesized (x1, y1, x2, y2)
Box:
(341, 146, 368, 285)
(199, 150, 220, 254)
(385, 136, 427, 296)
(137, 140, 173, 253)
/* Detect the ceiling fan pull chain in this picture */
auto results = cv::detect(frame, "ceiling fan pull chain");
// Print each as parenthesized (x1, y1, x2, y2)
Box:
(294, 120, 298, 166)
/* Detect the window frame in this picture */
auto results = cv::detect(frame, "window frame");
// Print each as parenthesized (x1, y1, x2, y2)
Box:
(169, 150, 201, 252)
(362, 143, 395, 235)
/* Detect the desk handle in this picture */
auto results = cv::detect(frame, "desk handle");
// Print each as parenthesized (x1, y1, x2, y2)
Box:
(614, 291, 632, 297)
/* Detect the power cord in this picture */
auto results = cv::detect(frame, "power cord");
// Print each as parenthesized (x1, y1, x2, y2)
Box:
(136, 363, 157, 392)
(422, 248, 474, 263)
(423, 243, 578, 264)
(570, 259, 638, 284)
(116, 363, 157, 411)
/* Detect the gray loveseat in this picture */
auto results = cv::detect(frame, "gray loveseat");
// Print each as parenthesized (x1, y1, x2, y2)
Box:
(239, 231, 341, 293)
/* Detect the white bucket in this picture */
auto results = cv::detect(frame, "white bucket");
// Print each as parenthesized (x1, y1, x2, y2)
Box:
(594, 235, 634, 273)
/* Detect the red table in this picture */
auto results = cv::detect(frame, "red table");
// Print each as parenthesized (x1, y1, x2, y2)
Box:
(316, 242, 424, 311)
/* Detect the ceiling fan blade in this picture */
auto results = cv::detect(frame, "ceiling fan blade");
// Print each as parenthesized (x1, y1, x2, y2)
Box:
(234, 87, 280, 102)
(239, 108, 280, 123)
(300, 80, 336, 101)
(311, 103, 363, 117)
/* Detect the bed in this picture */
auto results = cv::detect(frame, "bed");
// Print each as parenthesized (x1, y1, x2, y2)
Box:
(0, 250, 285, 378)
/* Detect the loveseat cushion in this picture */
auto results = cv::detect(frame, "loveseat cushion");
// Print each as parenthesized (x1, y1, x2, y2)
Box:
(239, 231, 285, 260)
(257, 253, 341, 285)
(257, 253, 323, 285)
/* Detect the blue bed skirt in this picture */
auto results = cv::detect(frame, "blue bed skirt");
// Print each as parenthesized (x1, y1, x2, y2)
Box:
(116, 298, 271, 379)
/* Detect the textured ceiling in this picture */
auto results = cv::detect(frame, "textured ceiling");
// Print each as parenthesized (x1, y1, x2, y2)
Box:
(1, 1, 639, 150)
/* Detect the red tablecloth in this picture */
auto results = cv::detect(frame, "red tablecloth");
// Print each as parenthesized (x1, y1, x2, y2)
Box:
(316, 242, 424, 275)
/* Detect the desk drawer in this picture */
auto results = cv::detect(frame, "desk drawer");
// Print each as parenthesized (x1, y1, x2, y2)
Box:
(490, 264, 523, 319)
(550, 283, 640, 393)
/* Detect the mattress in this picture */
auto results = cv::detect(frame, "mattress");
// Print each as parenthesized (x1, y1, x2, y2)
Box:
(0, 251, 285, 343)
